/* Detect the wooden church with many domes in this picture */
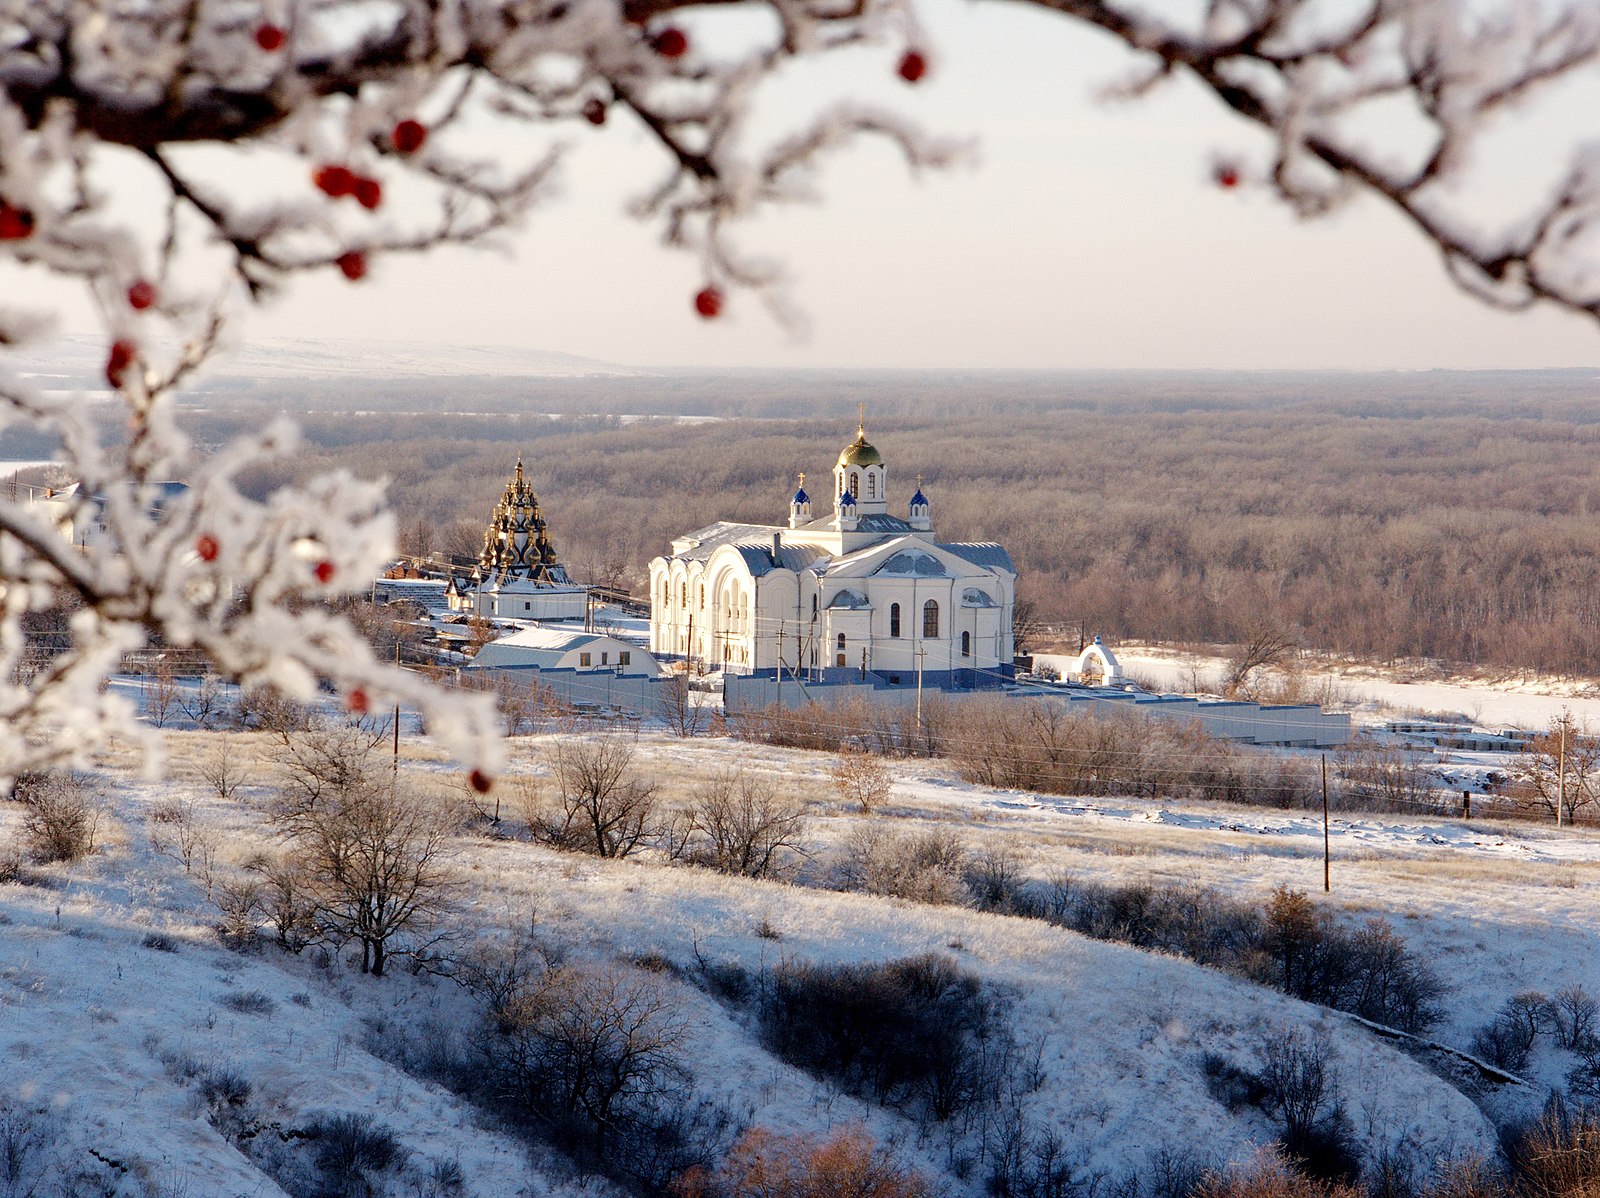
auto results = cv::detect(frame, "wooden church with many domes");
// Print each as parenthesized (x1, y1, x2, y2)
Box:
(649, 419, 1017, 687)
(447, 458, 588, 620)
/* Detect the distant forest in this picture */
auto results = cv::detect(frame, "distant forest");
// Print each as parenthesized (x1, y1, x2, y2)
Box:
(13, 366, 1600, 675)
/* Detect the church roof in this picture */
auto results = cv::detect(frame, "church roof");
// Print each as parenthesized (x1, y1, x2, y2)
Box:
(938, 542, 1016, 572)
(729, 543, 827, 576)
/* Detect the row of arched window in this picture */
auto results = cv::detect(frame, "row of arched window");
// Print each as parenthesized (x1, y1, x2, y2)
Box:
(885, 600, 939, 639)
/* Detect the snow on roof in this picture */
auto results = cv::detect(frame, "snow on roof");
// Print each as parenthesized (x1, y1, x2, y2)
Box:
(939, 542, 1016, 572)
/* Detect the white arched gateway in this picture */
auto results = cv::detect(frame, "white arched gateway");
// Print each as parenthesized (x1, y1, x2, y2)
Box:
(1074, 636, 1124, 687)
(649, 421, 1017, 688)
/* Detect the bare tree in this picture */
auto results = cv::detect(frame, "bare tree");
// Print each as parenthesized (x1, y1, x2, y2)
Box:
(1510, 712, 1600, 823)
(197, 736, 255, 800)
(269, 729, 456, 974)
(534, 734, 660, 858)
(1226, 624, 1298, 698)
(679, 769, 807, 878)
(831, 747, 894, 814)
(656, 675, 707, 738)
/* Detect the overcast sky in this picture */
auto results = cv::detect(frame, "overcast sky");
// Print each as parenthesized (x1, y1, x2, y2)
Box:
(219, 1, 1600, 371)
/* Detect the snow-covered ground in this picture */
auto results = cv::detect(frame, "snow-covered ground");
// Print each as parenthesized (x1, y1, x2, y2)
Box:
(12, 717, 1600, 1194)
(1040, 643, 1600, 732)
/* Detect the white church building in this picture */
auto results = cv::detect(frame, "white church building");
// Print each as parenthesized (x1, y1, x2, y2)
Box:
(649, 420, 1017, 688)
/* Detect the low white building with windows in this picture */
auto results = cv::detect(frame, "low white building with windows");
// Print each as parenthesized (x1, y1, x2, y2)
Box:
(648, 420, 1017, 689)
(471, 626, 660, 676)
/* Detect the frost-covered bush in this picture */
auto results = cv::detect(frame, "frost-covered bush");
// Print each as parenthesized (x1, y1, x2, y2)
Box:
(838, 826, 969, 906)
(15, 770, 105, 863)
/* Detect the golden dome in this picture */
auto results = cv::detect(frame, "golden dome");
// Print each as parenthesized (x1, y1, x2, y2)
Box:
(836, 422, 884, 468)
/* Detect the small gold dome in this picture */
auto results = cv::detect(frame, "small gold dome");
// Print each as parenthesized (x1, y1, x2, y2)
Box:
(836, 423, 884, 468)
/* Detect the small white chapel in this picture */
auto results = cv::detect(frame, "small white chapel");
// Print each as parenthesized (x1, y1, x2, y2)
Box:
(649, 418, 1017, 687)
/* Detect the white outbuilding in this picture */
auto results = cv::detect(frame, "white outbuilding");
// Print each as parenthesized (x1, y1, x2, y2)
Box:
(471, 626, 661, 676)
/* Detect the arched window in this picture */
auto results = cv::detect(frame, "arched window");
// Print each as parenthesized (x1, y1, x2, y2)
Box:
(850, 471, 860, 497)
(698, 585, 704, 608)
(866, 472, 876, 498)
(680, 583, 687, 606)
(923, 600, 939, 638)
(661, 579, 668, 605)
(889, 603, 901, 638)
(961, 630, 971, 657)
(812, 595, 819, 619)
(837, 633, 846, 651)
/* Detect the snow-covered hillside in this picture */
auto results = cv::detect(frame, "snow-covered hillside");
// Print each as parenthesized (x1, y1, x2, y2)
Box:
(10, 727, 1599, 1196)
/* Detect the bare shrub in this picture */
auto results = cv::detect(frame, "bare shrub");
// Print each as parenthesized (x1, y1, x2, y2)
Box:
(671, 1124, 935, 1198)
(830, 747, 892, 813)
(0, 1093, 60, 1198)
(677, 770, 807, 878)
(841, 826, 969, 906)
(760, 953, 1013, 1121)
(219, 990, 276, 1016)
(1505, 1098, 1600, 1198)
(477, 959, 694, 1166)
(1193, 1149, 1363, 1198)
(16, 770, 104, 863)
(198, 737, 254, 800)
(212, 874, 264, 947)
(141, 930, 179, 952)
(249, 855, 318, 954)
(1473, 1003, 1539, 1075)
(179, 675, 227, 729)
(534, 734, 660, 858)
(307, 1112, 408, 1197)
(233, 687, 314, 735)
(1334, 736, 1439, 812)
(1555, 986, 1600, 1051)
(151, 798, 218, 881)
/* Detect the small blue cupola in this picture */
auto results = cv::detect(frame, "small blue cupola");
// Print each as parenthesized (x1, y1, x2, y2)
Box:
(789, 472, 812, 529)
(908, 473, 931, 532)
(835, 483, 858, 531)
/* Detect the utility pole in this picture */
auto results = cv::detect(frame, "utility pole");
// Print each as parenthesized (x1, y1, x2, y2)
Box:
(1559, 712, 1569, 828)
(392, 638, 401, 782)
(915, 643, 925, 737)
(1321, 753, 1330, 894)
(686, 612, 694, 677)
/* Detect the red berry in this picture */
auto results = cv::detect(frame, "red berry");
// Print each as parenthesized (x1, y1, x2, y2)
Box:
(313, 165, 356, 198)
(898, 50, 927, 83)
(1214, 163, 1241, 189)
(313, 560, 336, 584)
(127, 280, 157, 310)
(582, 98, 607, 127)
(353, 176, 382, 210)
(347, 688, 370, 715)
(196, 534, 220, 562)
(693, 286, 723, 319)
(105, 339, 137, 389)
(336, 251, 366, 281)
(0, 203, 35, 241)
(469, 769, 494, 795)
(391, 120, 428, 154)
(255, 23, 286, 51)
(651, 27, 688, 57)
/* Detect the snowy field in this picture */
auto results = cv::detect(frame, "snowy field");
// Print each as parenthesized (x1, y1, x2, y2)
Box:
(8, 716, 1600, 1195)
(1039, 644, 1600, 731)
